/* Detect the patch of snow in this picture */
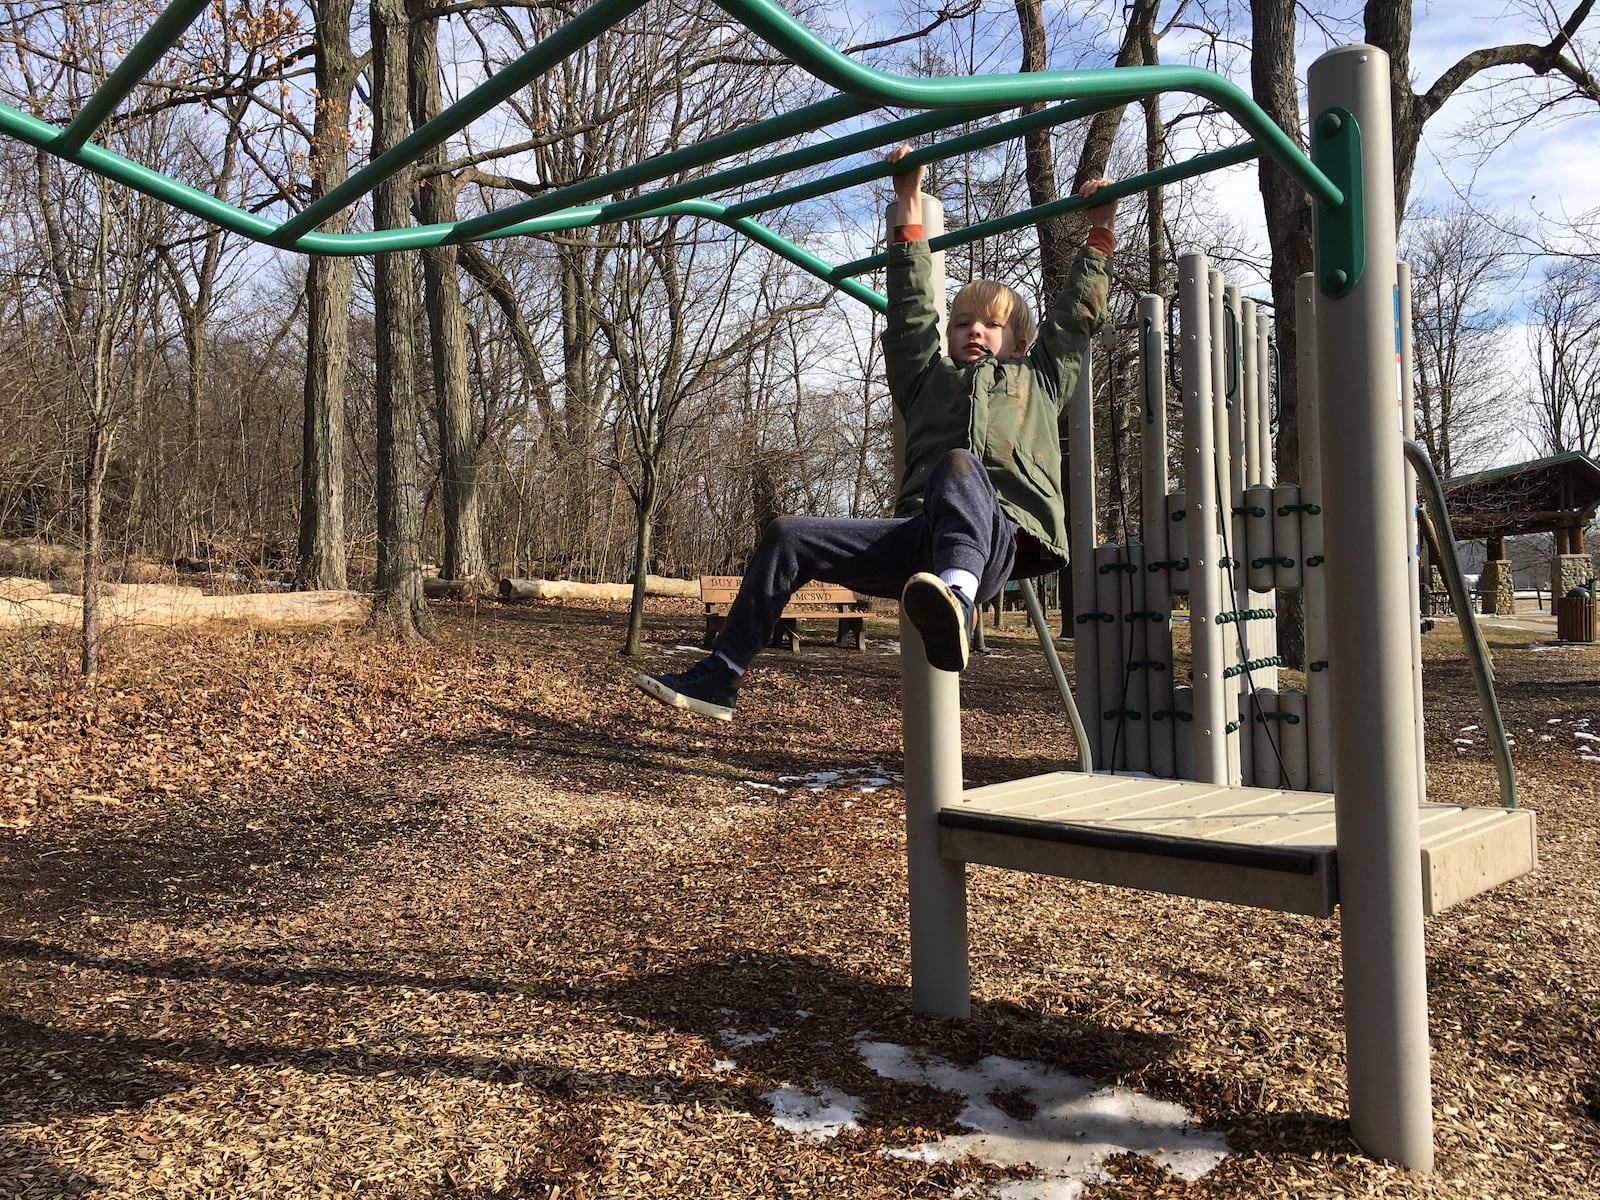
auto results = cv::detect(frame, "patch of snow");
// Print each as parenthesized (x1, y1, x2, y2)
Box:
(718, 1026, 782, 1048)
(763, 1084, 864, 1141)
(712, 1058, 736, 1073)
(859, 1041, 1228, 1199)
(1577, 731, 1599, 743)
(777, 764, 902, 794)
(1453, 738, 1474, 747)
(1459, 724, 1479, 733)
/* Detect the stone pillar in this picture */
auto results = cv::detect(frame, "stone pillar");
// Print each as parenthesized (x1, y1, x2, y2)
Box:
(1554, 552, 1594, 596)
(1479, 559, 1516, 615)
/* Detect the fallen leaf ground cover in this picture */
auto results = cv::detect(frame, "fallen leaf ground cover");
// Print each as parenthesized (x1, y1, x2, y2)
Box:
(1, 598, 1596, 1199)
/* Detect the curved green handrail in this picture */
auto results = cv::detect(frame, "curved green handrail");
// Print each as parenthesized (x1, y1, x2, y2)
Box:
(0, 0, 1342, 309)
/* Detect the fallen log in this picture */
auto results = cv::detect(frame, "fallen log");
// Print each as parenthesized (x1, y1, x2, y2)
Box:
(0, 581, 369, 630)
(498, 575, 700, 602)
(423, 577, 478, 600)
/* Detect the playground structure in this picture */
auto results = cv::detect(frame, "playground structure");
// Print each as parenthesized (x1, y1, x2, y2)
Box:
(0, 1, 1540, 1173)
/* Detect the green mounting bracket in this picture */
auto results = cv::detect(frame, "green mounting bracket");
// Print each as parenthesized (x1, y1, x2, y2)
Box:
(1311, 106, 1363, 299)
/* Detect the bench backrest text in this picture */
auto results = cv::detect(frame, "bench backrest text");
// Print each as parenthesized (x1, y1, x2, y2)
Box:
(699, 576, 859, 605)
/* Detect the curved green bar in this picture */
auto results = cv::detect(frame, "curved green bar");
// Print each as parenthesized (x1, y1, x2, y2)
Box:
(0, 0, 1343, 306)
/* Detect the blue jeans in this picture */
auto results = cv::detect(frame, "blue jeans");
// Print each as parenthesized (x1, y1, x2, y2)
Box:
(713, 448, 1018, 670)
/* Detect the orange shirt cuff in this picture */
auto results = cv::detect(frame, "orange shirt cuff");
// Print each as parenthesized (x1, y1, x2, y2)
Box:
(1086, 226, 1117, 255)
(893, 223, 925, 243)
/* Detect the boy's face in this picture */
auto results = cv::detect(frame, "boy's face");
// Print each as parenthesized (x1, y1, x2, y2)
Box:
(948, 308, 1024, 362)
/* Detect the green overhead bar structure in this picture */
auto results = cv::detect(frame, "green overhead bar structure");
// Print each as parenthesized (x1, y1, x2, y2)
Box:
(0, 0, 1346, 310)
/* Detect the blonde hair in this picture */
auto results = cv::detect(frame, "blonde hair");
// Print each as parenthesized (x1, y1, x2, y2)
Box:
(950, 280, 1036, 349)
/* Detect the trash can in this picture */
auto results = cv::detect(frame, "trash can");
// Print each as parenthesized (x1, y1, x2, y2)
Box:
(1555, 588, 1597, 642)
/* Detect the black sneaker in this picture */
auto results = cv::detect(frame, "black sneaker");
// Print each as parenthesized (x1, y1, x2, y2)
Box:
(901, 572, 976, 672)
(636, 655, 740, 721)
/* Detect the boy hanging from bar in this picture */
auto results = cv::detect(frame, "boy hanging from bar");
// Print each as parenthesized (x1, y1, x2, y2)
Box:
(635, 145, 1118, 720)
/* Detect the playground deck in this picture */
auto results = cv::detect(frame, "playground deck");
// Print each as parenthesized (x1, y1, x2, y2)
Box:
(939, 772, 1537, 918)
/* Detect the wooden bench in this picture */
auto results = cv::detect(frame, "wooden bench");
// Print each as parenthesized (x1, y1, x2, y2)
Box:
(699, 575, 871, 652)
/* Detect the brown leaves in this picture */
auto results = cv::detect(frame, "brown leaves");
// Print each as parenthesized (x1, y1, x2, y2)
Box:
(1, 603, 1598, 1198)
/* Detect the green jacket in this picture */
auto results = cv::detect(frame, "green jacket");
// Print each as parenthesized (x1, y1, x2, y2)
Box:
(882, 238, 1110, 574)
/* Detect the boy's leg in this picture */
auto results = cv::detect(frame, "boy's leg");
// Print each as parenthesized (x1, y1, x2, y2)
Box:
(712, 514, 927, 670)
(922, 448, 1019, 602)
(636, 513, 928, 720)
(902, 449, 1019, 671)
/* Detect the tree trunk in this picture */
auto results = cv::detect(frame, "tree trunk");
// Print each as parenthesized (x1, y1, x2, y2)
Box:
(410, 2, 487, 588)
(80, 424, 109, 677)
(296, 0, 356, 592)
(369, 0, 427, 639)
(624, 465, 657, 657)
(1252, 0, 1314, 670)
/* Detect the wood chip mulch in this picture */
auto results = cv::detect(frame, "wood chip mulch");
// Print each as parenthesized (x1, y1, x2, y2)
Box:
(1, 600, 1596, 1199)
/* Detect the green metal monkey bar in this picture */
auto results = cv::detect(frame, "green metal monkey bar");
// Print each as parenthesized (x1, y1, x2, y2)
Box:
(0, 0, 1344, 309)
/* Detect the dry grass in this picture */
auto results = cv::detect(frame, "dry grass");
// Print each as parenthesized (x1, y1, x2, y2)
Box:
(0, 599, 1596, 1199)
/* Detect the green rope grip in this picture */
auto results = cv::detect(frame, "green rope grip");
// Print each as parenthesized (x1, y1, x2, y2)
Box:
(1219, 556, 1237, 568)
(1305, 554, 1325, 567)
(1125, 611, 1168, 623)
(1141, 315, 1158, 425)
(1170, 509, 1188, 521)
(1255, 710, 1302, 725)
(1225, 720, 1242, 734)
(1076, 611, 1117, 624)
(1251, 555, 1296, 569)
(1233, 504, 1267, 517)
(1310, 660, 1329, 672)
(1148, 558, 1189, 572)
(1102, 709, 1143, 721)
(1152, 709, 1193, 722)
(1098, 561, 1141, 575)
(1127, 660, 1169, 671)
(1277, 502, 1322, 516)
(1223, 655, 1285, 677)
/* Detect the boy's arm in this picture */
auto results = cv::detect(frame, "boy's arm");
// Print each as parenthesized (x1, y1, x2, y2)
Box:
(881, 146, 942, 409)
(1029, 178, 1119, 405)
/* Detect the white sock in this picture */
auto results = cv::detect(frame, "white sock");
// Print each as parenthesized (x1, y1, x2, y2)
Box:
(715, 651, 745, 676)
(938, 569, 979, 605)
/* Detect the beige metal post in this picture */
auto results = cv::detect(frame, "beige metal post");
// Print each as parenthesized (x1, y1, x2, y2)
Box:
(890, 192, 970, 1018)
(1308, 44, 1434, 1170)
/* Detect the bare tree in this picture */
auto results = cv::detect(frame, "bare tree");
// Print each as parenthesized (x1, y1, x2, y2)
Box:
(409, 0, 488, 588)
(1528, 255, 1600, 457)
(368, 0, 428, 638)
(297, 0, 359, 591)
(1402, 202, 1523, 476)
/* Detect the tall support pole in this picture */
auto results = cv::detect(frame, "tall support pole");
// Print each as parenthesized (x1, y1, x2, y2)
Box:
(1139, 294, 1176, 778)
(892, 193, 970, 1018)
(1298, 273, 1333, 791)
(1397, 261, 1427, 803)
(1069, 361, 1102, 767)
(1179, 254, 1227, 784)
(1308, 45, 1433, 1170)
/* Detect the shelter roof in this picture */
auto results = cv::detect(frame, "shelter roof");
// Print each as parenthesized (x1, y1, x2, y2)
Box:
(1442, 451, 1600, 539)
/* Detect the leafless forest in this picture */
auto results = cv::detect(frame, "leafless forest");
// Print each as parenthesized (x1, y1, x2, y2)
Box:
(1, 0, 1597, 645)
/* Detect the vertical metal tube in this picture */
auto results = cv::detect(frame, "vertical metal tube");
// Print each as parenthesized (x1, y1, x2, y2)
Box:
(892, 194, 970, 1018)
(1180, 254, 1228, 784)
(1397, 260, 1427, 803)
(1140, 295, 1176, 778)
(1096, 544, 1127, 771)
(1258, 309, 1275, 485)
(1240, 295, 1260, 487)
(1309, 44, 1434, 1170)
(1298, 274, 1333, 791)
(1216, 275, 1245, 785)
(1069, 364, 1102, 767)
